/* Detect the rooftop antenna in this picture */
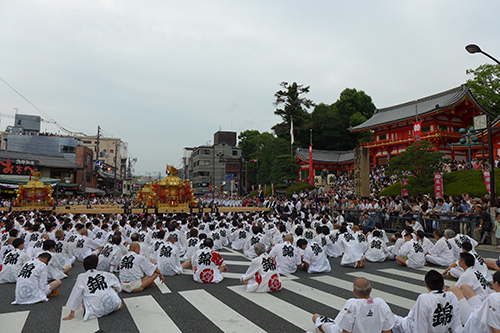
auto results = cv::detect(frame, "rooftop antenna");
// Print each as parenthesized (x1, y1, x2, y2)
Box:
(219, 126, 222, 131)
(13, 107, 18, 114)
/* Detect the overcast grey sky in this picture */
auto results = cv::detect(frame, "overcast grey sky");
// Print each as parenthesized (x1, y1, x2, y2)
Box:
(0, 1, 499, 175)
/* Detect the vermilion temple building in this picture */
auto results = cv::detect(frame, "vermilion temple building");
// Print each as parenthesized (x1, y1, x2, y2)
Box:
(295, 84, 497, 179)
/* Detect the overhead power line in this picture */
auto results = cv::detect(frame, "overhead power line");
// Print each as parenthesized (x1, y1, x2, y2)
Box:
(0, 74, 87, 136)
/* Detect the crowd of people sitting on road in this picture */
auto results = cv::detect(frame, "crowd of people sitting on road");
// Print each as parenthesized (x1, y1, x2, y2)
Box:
(0, 206, 499, 331)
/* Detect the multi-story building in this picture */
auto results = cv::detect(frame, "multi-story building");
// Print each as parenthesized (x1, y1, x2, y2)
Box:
(186, 131, 243, 195)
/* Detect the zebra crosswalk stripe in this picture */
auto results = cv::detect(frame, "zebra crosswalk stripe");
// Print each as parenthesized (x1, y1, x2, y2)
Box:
(228, 285, 316, 332)
(60, 307, 99, 333)
(180, 289, 266, 333)
(224, 260, 252, 266)
(345, 272, 429, 294)
(154, 276, 171, 294)
(378, 268, 436, 282)
(282, 280, 347, 310)
(0, 310, 29, 333)
(311, 275, 416, 310)
(124, 295, 182, 333)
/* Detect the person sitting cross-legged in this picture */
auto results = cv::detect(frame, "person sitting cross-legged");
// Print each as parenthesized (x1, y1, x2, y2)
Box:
(395, 232, 425, 268)
(461, 271, 500, 333)
(119, 242, 164, 293)
(63, 254, 122, 321)
(240, 243, 282, 293)
(392, 269, 462, 333)
(12, 252, 62, 305)
(312, 277, 394, 333)
(191, 238, 227, 283)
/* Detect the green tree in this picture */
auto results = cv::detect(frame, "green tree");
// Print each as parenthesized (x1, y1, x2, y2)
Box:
(237, 130, 289, 187)
(309, 88, 376, 151)
(270, 154, 300, 184)
(272, 82, 315, 147)
(467, 64, 500, 115)
(387, 140, 445, 194)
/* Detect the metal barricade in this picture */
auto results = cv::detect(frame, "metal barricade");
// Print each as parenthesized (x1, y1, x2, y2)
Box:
(336, 209, 480, 239)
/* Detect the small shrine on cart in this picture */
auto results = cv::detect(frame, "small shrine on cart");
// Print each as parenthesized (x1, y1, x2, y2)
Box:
(135, 165, 196, 208)
(14, 172, 55, 207)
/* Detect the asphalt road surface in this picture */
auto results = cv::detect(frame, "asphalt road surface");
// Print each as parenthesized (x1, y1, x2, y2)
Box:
(1, 246, 498, 333)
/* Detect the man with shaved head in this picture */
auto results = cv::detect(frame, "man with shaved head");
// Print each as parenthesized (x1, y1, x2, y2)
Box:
(269, 234, 302, 274)
(119, 242, 164, 293)
(312, 277, 394, 333)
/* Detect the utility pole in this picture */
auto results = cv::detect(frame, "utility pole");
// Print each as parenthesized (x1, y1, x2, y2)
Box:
(94, 125, 101, 189)
(113, 140, 118, 197)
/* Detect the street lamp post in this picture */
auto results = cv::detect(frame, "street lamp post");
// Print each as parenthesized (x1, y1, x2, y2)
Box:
(459, 127, 478, 172)
(465, 44, 499, 207)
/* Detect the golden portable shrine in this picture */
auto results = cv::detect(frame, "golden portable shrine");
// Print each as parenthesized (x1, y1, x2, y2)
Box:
(14, 172, 55, 207)
(135, 165, 197, 208)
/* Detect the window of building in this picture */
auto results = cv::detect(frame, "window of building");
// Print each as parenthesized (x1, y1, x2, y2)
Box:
(203, 149, 211, 155)
(422, 126, 430, 132)
(110, 149, 114, 153)
(61, 146, 76, 154)
(232, 150, 238, 156)
(379, 135, 386, 140)
(439, 125, 447, 131)
(453, 127, 460, 132)
(199, 160, 210, 166)
(83, 140, 92, 144)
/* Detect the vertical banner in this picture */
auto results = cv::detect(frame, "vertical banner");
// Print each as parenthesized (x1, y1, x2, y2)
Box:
(401, 178, 409, 197)
(271, 183, 274, 196)
(258, 184, 261, 191)
(308, 144, 314, 185)
(264, 184, 267, 196)
(434, 173, 443, 197)
(252, 185, 255, 192)
(483, 170, 492, 195)
(413, 121, 422, 142)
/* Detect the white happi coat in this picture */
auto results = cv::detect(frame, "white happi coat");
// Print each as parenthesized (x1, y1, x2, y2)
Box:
(463, 292, 500, 333)
(0, 248, 30, 283)
(389, 238, 405, 257)
(364, 237, 389, 262)
(392, 291, 461, 333)
(243, 233, 265, 258)
(398, 239, 426, 268)
(98, 244, 123, 272)
(325, 230, 342, 258)
(338, 232, 363, 266)
(119, 251, 156, 283)
(456, 267, 490, 301)
(150, 239, 166, 263)
(320, 297, 394, 333)
(418, 236, 434, 255)
(426, 238, 455, 266)
(54, 239, 73, 267)
(65, 269, 122, 321)
(269, 241, 301, 274)
(47, 252, 67, 280)
(451, 234, 478, 261)
(73, 235, 100, 262)
(354, 231, 368, 253)
(450, 250, 492, 282)
(167, 229, 187, 256)
(192, 248, 225, 283)
(231, 229, 247, 250)
(241, 253, 282, 293)
(303, 242, 331, 273)
(12, 258, 49, 304)
(92, 229, 108, 248)
(156, 242, 183, 276)
(27, 238, 45, 258)
(183, 237, 200, 261)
